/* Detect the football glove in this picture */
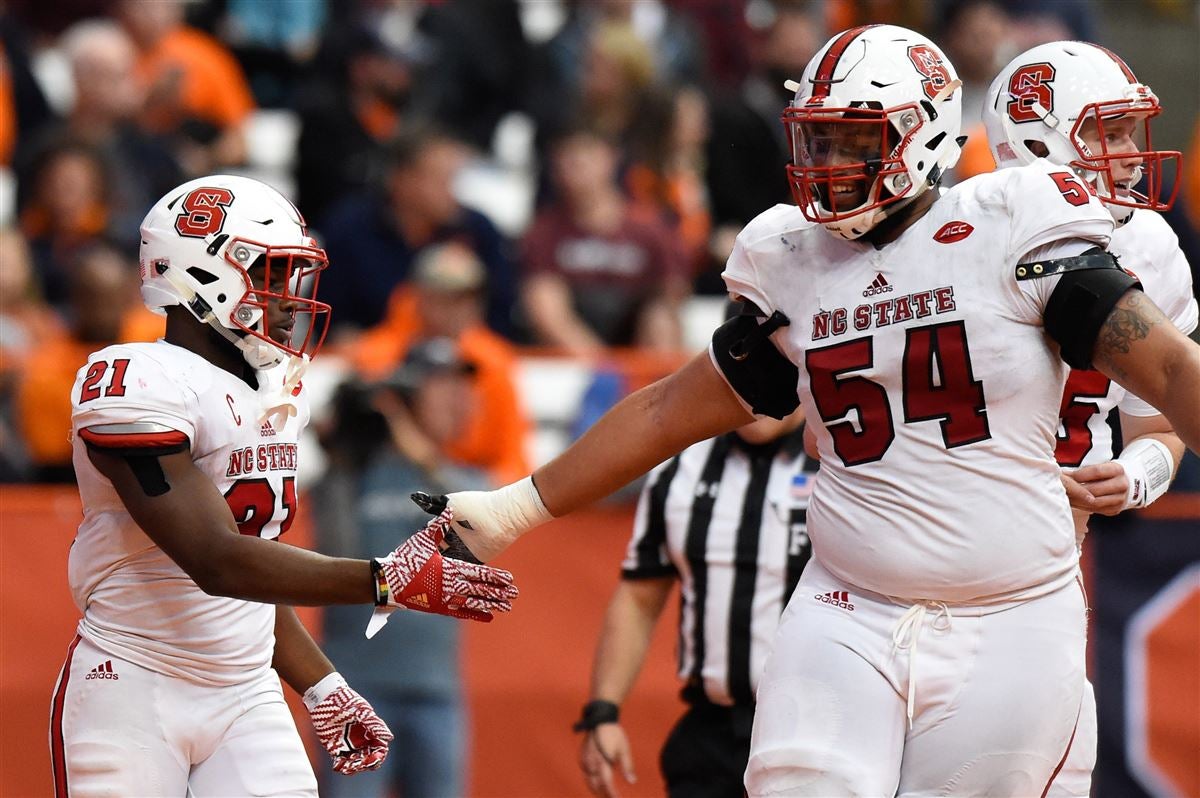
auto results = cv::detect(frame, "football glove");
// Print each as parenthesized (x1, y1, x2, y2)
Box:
(305, 673, 392, 776)
(366, 508, 519, 638)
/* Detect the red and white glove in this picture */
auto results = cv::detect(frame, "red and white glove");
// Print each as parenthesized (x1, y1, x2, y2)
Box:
(304, 673, 393, 776)
(366, 508, 519, 638)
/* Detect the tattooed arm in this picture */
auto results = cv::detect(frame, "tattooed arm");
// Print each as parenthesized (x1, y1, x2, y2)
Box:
(1092, 289, 1200, 454)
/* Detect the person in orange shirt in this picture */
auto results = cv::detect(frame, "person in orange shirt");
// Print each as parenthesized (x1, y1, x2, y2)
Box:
(16, 240, 163, 481)
(115, 0, 255, 172)
(352, 241, 530, 486)
(0, 229, 61, 480)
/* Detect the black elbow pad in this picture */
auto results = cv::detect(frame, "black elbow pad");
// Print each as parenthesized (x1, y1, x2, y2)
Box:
(711, 307, 800, 419)
(1021, 247, 1141, 369)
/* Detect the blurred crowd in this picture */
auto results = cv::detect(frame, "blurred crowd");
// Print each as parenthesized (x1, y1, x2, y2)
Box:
(2, 0, 1199, 485)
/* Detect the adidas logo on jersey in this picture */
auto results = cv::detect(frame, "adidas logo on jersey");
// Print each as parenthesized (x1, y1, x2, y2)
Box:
(814, 590, 855, 611)
(260, 420, 276, 437)
(85, 660, 119, 680)
(862, 273, 893, 297)
(405, 593, 431, 609)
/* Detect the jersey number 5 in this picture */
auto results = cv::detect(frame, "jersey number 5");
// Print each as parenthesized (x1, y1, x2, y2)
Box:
(1056, 369, 1111, 467)
(1050, 172, 1091, 207)
(805, 321, 991, 466)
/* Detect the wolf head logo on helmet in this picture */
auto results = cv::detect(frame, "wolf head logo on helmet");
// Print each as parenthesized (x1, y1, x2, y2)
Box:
(781, 25, 964, 240)
(139, 175, 331, 370)
(983, 41, 1181, 226)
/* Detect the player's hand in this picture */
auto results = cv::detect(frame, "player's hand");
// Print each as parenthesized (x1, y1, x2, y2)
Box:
(1064, 461, 1128, 516)
(579, 724, 636, 798)
(412, 478, 552, 564)
(367, 508, 518, 638)
(309, 683, 393, 776)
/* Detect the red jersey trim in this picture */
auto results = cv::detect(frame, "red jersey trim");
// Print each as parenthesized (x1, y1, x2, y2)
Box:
(79, 427, 190, 452)
(51, 634, 83, 798)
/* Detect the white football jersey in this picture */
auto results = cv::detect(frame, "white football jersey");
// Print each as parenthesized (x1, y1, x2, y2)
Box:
(720, 159, 1113, 603)
(1054, 209, 1198, 468)
(70, 340, 309, 686)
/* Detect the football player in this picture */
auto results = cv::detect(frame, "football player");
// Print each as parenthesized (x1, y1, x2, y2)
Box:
(51, 175, 518, 797)
(412, 24, 1200, 796)
(984, 41, 1196, 797)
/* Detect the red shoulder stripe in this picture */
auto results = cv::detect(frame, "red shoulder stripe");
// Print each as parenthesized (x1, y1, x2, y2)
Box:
(79, 428, 190, 451)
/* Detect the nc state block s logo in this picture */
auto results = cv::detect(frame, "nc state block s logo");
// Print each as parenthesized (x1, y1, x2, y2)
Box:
(934, 221, 974, 243)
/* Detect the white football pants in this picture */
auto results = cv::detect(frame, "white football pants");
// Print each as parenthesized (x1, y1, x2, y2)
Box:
(50, 634, 317, 797)
(746, 558, 1087, 797)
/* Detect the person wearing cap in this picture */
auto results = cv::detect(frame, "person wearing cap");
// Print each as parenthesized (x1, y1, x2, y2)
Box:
(314, 337, 487, 798)
(353, 241, 531, 485)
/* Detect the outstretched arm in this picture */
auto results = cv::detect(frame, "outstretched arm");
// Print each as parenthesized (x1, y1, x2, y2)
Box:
(427, 352, 754, 563)
(537, 352, 754, 515)
(87, 446, 517, 616)
(1091, 290, 1200, 453)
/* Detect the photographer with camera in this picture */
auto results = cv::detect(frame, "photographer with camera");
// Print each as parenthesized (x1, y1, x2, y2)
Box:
(314, 338, 488, 798)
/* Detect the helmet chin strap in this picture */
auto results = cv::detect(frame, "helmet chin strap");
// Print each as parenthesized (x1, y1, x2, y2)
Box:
(158, 265, 286, 370)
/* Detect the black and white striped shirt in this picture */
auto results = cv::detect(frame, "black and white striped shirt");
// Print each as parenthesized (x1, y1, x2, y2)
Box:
(621, 427, 817, 707)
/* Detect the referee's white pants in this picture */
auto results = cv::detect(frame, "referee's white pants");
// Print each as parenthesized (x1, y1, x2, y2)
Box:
(50, 634, 317, 797)
(746, 558, 1087, 797)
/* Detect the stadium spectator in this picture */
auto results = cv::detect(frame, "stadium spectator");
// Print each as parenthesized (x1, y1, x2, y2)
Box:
(702, 3, 822, 291)
(115, 0, 255, 174)
(937, 0, 1015, 183)
(296, 26, 416, 224)
(537, 0, 705, 107)
(18, 139, 113, 307)
(530, 16, 664, 178)
(0, 14, 54, 167)
(624, 85, 712, 281)
(414, 0, 531, 152)
(521, 125, 690, 354)
(315, 337, 488, 797)
(352, 242, 531, 486)
(219, 0, 326, 107)
(16, 241, 162, 481)
(17, 19, 182, 248)
(0, 229, 58, 481)
(317, 126, 518, 338)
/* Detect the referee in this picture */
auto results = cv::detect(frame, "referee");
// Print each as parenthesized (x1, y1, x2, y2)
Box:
(575, 405, 816, 798)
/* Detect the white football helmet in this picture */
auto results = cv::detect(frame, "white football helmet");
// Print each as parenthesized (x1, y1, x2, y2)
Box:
(982, 41, 1181, 224)
(139, 175, 330, 370)
(782, 24, 964, 240)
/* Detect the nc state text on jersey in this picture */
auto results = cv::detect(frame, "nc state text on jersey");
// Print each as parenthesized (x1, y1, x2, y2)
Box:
(225, 443, 298, 477)
(811, 285, 957, 340)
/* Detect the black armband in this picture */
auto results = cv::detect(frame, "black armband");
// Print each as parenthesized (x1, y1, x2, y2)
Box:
(125, 455, 171, 497)
(573, 700, 620, 732)
(711, 307, 800, 420)
(1026, 247, 1141, 369)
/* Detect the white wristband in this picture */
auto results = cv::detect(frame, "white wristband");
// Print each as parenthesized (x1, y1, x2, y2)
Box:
(302, 671, 347, 711)
(1116, 438, 1174, 510)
